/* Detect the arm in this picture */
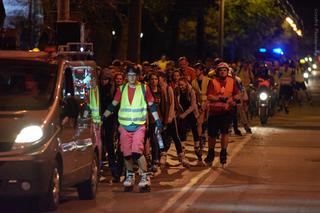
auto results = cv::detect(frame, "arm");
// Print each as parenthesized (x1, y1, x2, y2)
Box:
(145, 85, 163, 129)
(167, 86, 175, 123)
(103, 87, 121, 118)
(103, 100, 119, 117)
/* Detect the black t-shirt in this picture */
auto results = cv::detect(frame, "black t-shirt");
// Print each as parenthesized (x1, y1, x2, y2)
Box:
(180, 92, 191, 112)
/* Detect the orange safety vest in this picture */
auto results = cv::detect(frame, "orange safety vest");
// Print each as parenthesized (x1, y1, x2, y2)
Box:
(210, 77, 234, 112)
(280, 67, 293, 85)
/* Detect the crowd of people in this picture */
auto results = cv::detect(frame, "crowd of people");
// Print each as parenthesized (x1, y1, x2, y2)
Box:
(95, 55, 311, 192)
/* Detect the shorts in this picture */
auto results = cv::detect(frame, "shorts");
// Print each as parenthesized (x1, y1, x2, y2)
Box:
(294, 82, 307, 91)
(279, 85, 293, 100)
(118, 125, 146, 157)
(207, 111, 232, 137)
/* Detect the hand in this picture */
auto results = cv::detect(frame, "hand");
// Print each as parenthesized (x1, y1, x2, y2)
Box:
(219, 96, 228, 103)
(179, 113, 186, 119)
(103, 110, 111, 118)
(155, 119, 163, 132)
(201, 102, 207, 111)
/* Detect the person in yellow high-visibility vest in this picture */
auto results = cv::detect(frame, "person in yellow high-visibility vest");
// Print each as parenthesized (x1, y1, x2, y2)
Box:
(88, 77, 102, 163)
(103, 65, 162, 192)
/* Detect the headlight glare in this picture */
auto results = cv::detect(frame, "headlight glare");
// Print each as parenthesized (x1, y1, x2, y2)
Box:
(15, 125, 43, 143)
(303, 72, 309, 78)
(259, 92, 268, 101)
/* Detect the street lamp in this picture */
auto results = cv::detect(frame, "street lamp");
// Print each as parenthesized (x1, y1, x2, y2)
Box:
(285, 16, 303, 37)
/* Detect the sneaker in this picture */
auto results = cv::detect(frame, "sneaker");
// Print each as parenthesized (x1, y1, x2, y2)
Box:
(178, 152, 190, 168)
(159, 152, 167, 168)
(284, 107, 289, 114)
(244, 126, 252, 134)
(204, 148, 215, 166)
(234, 129, 242, 136)
(123, 170, 135, 187)
(138, 172, 151, 188)
(194, 146, 203, 161)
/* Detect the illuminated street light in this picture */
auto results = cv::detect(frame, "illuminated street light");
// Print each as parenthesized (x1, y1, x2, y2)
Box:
(285, 17, 294, 25)
(309, 57, 312, 61)
(112, 30, 116, 36)
(285, 16, 303, 37)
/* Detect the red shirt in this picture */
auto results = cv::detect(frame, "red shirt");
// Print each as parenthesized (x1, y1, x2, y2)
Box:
(114, 83, 154, 104)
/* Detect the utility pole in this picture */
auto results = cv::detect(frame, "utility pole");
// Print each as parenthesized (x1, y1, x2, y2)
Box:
(127, 0, 142, 63)
(218, 0, 225, 58)
(314, 8, 319, 57)
(28, 0, 33, 48)
(57, 0, 70, 21)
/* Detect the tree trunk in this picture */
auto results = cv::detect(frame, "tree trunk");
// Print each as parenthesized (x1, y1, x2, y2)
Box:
(127, 0, 142, 63)
(196, 1, 204, 60)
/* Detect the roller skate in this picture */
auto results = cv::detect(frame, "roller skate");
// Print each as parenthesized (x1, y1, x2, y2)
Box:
(178, 152, 190, 168)
(204, 148, 215, 166)
(123, 170, 135, 192)
(201, 135, 206, 148)
(159, 152, 167, 169)
(194, 145, 203, 161)
(220, 148, 227, 167)
(149, 161, 158, 173)
(138, 172, 151, 193)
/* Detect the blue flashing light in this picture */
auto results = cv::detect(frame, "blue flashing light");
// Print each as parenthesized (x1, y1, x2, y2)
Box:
(273, 48, 284, 55)
(259, 48, 267, 53)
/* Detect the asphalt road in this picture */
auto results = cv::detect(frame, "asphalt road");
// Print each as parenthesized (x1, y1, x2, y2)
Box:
(3, 72, 320, 213)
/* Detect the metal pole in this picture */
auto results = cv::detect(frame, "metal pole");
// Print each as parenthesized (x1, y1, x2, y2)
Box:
(218, 0, 225, 58)
(28, 0, 33, 48)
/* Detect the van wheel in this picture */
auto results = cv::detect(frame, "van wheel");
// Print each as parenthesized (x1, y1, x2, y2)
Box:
(77, 154, 99, 200)
(37, 160, 61, 211)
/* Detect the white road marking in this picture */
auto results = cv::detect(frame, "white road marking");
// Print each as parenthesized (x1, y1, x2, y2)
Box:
(158, 135, 252, 213)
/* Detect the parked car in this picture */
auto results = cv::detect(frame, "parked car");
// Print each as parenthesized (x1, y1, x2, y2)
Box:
(0, 44, 100, 211)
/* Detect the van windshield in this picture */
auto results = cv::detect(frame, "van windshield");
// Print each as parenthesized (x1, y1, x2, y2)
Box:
(0, 59, 58, 110)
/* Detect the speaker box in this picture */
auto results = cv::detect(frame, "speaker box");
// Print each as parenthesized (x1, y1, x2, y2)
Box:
(55, 21, 84, 45)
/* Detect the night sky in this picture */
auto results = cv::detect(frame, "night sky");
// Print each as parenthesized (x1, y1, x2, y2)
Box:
(289, 0, 317, 33)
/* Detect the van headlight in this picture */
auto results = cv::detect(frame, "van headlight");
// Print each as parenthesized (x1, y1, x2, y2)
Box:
(259, 92, 268, 101)
(15, 125, 43, 143)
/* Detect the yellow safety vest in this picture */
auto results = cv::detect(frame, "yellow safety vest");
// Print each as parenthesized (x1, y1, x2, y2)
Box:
(89, 86, 101, 124)
(191, 76, 210, 103)
(118, 83, 147, 126)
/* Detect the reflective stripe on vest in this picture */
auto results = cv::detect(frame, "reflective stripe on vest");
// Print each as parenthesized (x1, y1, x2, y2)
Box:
(118, 83, 147, 126)
(210, 77, 234, 112)
(89, 86, 101, 123)
(280, 68, 293, 85)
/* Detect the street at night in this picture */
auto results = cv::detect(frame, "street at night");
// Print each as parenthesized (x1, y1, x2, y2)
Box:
(2, 74, 318, 212)
(1, 0, 320, 213)
(56, 74, 320, 212)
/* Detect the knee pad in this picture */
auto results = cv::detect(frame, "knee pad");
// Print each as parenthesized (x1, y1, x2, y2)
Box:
(132, 152, 142, 162)
(124, 155, 132, 161)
